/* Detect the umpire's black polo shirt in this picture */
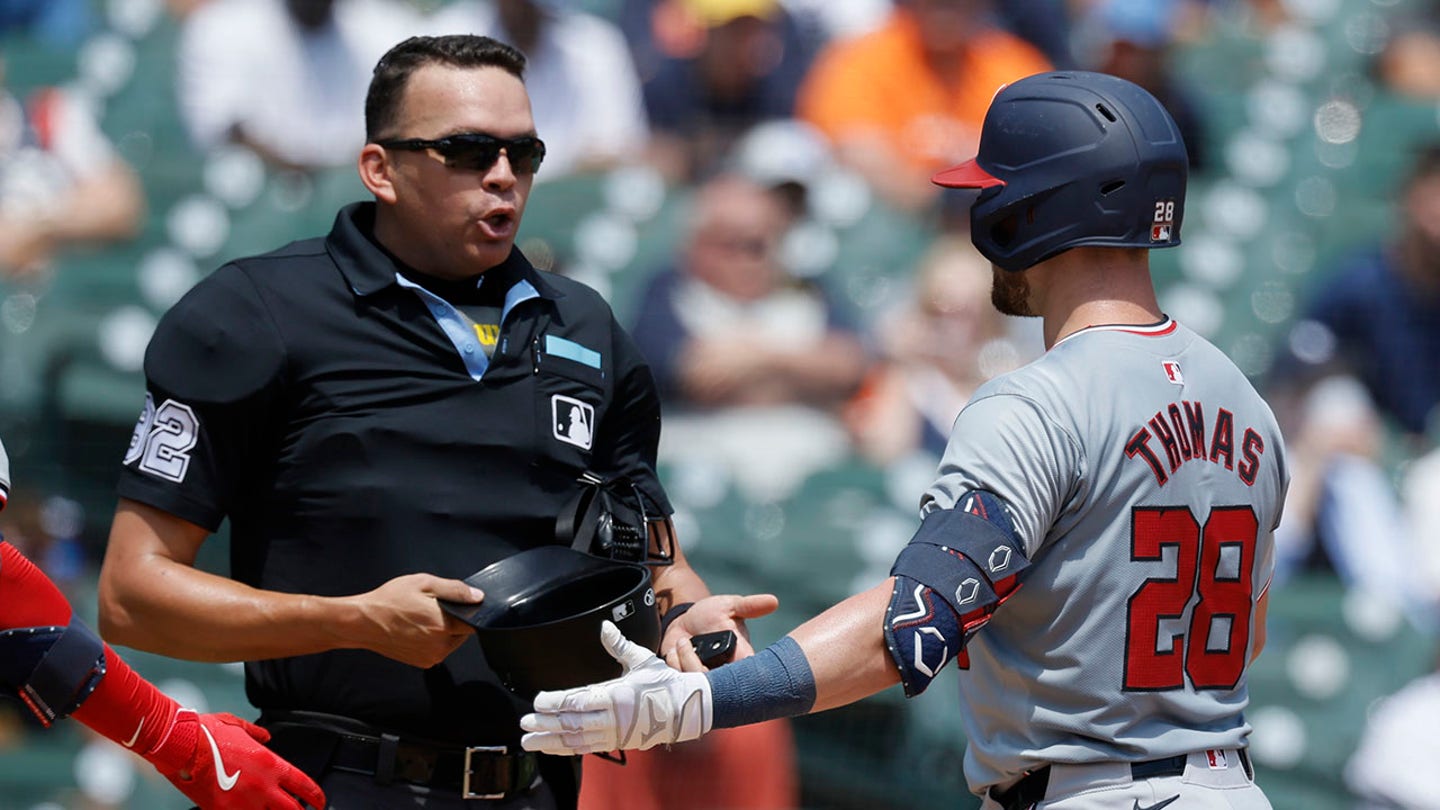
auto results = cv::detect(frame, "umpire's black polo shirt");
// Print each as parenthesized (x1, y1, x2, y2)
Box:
(116, 202, 672, 744)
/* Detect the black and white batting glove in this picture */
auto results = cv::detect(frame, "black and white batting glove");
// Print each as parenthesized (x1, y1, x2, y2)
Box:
(520, 621, 712, 755)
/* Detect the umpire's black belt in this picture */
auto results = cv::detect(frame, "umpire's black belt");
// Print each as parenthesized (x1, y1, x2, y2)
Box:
(988, 750, 1253, 810)
(262, 711, 539, 800)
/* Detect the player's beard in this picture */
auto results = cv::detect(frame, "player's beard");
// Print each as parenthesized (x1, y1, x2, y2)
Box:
(991, 266, 1035, 317)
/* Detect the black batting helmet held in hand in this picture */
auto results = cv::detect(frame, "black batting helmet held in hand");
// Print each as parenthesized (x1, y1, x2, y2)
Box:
(440, 546, 660, 697)
(932, 71, 1188, 272)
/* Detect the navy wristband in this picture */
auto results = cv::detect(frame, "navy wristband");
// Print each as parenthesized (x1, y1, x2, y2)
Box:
(660, 602, 694, 637)
(706, 636, 816, 728)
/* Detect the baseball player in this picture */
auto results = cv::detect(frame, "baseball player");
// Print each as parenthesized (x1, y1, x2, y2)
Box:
(521, 71, 1288, 810)
(0, 436, 325, 809)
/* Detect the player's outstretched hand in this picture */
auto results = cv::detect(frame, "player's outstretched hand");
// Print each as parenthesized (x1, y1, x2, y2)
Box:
(144, 709, 326, 809)
(520, 621, 712, 755)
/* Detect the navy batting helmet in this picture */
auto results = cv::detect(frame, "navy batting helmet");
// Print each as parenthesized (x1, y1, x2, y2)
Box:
(440, 546, 660, 697)
(932, 71, 1188, 272)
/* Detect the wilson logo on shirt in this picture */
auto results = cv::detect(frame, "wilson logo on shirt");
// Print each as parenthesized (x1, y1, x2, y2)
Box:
(472, 323, 500, 352)
(552, 395, 595, 450)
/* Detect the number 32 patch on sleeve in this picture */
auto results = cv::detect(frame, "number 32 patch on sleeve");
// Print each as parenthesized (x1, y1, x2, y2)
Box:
(125, 393, 200, 483)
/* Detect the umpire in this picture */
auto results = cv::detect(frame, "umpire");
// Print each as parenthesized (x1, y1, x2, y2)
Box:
(96, 35, 771, 809)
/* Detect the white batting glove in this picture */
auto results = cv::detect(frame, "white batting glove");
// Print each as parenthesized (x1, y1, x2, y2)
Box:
(519, 620, 712, 755)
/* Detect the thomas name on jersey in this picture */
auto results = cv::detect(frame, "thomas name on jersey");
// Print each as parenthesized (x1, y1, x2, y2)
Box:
(1123, 400, 1266, 487)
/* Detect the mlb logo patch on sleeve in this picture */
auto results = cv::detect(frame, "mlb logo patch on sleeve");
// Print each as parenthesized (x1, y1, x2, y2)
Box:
(552, 395, 595, 450)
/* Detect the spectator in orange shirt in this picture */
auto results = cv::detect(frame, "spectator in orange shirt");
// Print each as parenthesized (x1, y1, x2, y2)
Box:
(796, 0, 1050, 212)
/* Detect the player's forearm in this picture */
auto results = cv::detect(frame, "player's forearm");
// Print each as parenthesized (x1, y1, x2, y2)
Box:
(99, 557, 357, 662)
(787, 579, 901, 713)
(708, 580, 899, 728)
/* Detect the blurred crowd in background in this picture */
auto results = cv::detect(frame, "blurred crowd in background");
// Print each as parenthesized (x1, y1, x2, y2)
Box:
(1, 0, 1440, 807)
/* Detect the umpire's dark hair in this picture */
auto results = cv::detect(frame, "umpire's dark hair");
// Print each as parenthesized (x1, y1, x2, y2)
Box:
(365, 35, 527, 141)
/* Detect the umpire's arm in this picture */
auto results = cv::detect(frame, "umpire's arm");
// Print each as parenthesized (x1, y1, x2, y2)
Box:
(98, 499, 481, 668)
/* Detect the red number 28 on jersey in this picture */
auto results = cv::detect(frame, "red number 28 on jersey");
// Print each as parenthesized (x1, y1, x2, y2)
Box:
(1124, 505, 1259, 691)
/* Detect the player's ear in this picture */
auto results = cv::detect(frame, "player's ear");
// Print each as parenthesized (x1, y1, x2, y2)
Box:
(358, 142, 397, 204)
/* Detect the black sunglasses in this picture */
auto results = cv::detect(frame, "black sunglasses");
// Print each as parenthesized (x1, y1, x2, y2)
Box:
(377, 133, 546, 174)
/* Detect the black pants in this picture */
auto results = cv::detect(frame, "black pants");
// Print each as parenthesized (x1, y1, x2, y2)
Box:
(311, 768, 563, 810)
(260, 714, 579, 810)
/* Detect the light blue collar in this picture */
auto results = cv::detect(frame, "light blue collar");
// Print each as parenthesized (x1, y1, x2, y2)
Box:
(395, 272, 540, 380)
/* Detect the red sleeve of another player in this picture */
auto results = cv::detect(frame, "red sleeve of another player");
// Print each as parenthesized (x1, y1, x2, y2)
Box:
(0, 541, 74, 628)
(0, 541, 177, 748)
(71, 646, 179, 751)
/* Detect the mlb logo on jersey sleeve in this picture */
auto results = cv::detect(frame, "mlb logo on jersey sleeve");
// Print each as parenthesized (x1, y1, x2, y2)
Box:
(552, 395, 595, 450)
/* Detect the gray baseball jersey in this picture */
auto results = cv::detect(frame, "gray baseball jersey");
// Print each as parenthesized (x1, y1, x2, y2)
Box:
(919, 318, 1287, 793)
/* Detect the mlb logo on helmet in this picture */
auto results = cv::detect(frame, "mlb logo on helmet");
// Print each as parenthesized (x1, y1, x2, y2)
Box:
(612, 600, 635, 622)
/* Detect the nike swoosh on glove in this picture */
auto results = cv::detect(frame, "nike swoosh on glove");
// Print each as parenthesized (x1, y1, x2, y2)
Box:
(143, 709, 327, 809)
(520, 620, 712, 755)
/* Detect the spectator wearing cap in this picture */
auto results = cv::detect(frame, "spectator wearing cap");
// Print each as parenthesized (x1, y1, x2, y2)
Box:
(725, 118, 831, 230)
(796, 0, 1050, 212)
(1075, 0, 1208, 172)
(629, 0, 818, 182)
(429, 0, 648, 179)
(176, 0, 422, 171)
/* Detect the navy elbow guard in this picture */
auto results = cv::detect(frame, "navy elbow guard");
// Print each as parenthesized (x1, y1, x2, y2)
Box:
(884, 491, 1029, 697)
(0, 618, 107, 726)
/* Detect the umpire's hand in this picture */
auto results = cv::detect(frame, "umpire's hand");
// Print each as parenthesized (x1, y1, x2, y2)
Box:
(343, 573, 484, 668)
(660, 593, 779, 672)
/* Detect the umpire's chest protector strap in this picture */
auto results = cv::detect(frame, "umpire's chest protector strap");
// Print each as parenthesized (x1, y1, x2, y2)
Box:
(884, 491, 1030, 697)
